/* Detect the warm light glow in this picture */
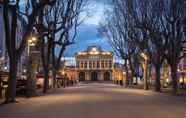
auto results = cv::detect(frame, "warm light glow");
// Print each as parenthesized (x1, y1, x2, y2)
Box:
(89, 51, 99, 55)
(177, 69, 181, 72)
(91, 47, 98, 52)
(32, 37, 37, 42)
(102, 52, 111, 55)
(179, 78, 184, 83)
(141, 52, 148, 60)
(166, 78, 169, 83)
(62, 70, 65, 75)
(78, 52, 87, 55)
(28, 36, 37, 45)
(28, 39, 33, 44)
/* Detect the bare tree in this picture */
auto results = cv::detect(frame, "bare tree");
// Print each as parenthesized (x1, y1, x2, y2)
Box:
(99, 0, 139, 87)
(49, 0, 86, 88)
(162, 0, 186, 93)
(35, 0, 87, 92)
(127, 0, 168, 92)
(1, 0, 55, 103)
(101, 0, 186, 93)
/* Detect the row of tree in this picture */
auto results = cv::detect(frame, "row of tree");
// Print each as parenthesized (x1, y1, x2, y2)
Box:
(99, 0, 186, 93)
(0, 0, 87, 103)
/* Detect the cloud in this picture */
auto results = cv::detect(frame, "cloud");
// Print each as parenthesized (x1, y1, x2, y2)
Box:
(64, 23, 112, 57)
(63, 0, 114, 58)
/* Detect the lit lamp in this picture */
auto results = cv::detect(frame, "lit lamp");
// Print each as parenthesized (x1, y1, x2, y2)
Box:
(27, 36, 38, 56)
(62, 70, 65, 75)
(141, 52, 149, 90)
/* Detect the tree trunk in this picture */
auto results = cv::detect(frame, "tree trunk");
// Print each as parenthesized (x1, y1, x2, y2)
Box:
(52, 69, 57, 88)
(5, 59, 18, 103)
(155, 65, 161, 92)
(170, 64, 178, 94)
(128, 57, 135, 85)
(143, 61, 149, 90)
(43, 69, 49, 93)
(124, 61, 129, 87)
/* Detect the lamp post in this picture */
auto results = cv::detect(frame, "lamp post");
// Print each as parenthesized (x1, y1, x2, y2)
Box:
(141, 52, 149, 90)
(26, 36, 39, 97)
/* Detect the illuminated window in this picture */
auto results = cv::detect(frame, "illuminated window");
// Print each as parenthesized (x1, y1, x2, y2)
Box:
(93, 61, 96, 68)
(97, 61, 100, 68)
(101, 61, 104, 68)
(105, 61, 108, 68)
(81, 62, 83, 68)
(89, 61, 92, 69)
(84, 62, 87, 69)
(109, 61, 112, 68)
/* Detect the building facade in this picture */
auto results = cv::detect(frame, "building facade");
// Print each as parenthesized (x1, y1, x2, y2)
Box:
(75, 46, 113, 81)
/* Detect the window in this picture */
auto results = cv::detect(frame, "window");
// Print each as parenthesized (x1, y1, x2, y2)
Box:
(93, 62, 96, 68)
(97, 61, 100, 68)
(105, 61, 108, 68)
(101, 61, 104, 68)
(84, 62, 87, 69)
(81, 62, 84, 68)
(109, 61, 112, 68)
(89, 61, 92, 69)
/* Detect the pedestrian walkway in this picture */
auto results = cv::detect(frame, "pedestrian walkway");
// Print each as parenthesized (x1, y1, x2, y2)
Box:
(0, 83, 186, 118)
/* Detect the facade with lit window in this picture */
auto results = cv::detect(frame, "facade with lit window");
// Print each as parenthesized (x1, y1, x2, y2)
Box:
(75, 46, 113, 81)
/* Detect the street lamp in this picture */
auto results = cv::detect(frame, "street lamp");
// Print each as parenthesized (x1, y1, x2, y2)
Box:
(32, 37, 37, 42)
(140, 52, 149, 90)
(62, 70, 65, 75)
(27, 36, 38, 56)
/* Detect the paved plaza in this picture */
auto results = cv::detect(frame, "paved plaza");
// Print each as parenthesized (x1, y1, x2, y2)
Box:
(0, 83, 186, 118)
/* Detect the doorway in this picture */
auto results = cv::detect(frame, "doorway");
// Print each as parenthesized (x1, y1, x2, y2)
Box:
(91, 71, 98, 81)
(79, 72, 85, 81)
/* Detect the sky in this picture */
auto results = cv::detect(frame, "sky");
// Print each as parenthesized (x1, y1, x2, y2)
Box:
(63, 0, 113, 57)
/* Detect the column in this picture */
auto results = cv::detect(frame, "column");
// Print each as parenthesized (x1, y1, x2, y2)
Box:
(87, 61, 89, 70)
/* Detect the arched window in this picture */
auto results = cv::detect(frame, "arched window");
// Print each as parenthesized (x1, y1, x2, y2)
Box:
(84, 62, 87, 69)
(97, 61, 100, 68)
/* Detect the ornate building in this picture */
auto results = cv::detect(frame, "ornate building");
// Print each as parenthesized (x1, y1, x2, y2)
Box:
(75, 46, 113, 81)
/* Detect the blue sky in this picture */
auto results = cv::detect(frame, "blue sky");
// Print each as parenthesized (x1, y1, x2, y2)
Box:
(64, 0, 113, 57)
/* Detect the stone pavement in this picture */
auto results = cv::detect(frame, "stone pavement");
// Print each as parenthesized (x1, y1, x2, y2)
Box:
(0, 82, 186, 118)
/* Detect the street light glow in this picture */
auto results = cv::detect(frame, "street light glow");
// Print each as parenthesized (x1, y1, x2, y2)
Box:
(141, 52, 148, 60)
(32, 37, 37, 42)
(28, 39, 33, 44)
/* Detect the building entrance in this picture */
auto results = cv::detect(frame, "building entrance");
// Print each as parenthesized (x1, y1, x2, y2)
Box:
(91, 71, 98, 81)
(104, 71, 111, 81)
(79, 72, 85, 81)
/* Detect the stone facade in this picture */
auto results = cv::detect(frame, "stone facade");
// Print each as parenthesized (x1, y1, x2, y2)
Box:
(75, 46, 113, 81)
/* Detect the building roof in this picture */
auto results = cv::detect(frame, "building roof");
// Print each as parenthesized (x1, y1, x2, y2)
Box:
(75, 45, 113, 56)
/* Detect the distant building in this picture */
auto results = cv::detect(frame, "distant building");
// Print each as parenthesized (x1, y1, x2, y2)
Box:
(113, 63, 125, 83)
(75, 46, 113, 81)
(60, 46, 125, 82)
